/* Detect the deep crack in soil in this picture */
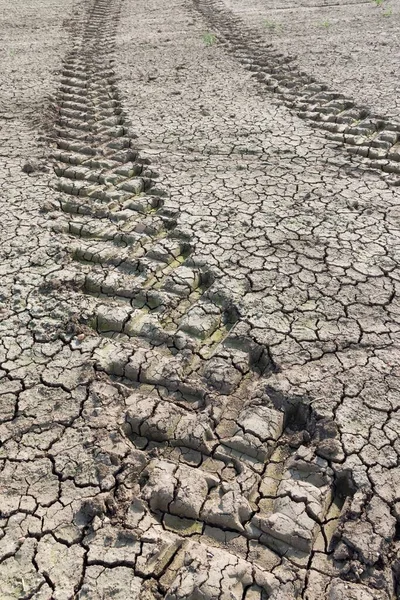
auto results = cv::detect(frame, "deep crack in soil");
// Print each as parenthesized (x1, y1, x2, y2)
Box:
(1, 0, 400, 598)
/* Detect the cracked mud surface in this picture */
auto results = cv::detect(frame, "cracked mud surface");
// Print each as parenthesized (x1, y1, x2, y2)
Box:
(224, 0, 400, 121)
(1, 0, 400, 598)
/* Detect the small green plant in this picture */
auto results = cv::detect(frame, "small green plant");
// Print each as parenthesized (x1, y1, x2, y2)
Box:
(371, 0, 393, 17)
(318, 19, 331, 28)
(202, 32, 217, 46)
(264, 19, 283, 33)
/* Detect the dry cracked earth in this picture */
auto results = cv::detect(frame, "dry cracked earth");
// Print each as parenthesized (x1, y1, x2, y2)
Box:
(1, 0, 400, 598)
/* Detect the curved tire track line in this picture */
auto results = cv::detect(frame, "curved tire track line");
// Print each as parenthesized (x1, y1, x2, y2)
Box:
(192, 0, 400, 184)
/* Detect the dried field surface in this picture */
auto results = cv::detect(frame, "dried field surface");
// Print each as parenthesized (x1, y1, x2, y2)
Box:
(0, 0, 400, 598)
(224, 0, 400, 120)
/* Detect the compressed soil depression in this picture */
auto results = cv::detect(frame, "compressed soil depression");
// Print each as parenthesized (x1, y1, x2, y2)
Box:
(1, 0, 400, 598)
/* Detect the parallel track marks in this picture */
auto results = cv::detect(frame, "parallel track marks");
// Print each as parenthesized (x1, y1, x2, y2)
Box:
(45, 1, 351, 592)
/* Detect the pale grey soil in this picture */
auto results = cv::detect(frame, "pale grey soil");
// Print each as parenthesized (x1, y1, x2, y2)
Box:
(0, 0, 400, 598)
(224, 0, 400, 120)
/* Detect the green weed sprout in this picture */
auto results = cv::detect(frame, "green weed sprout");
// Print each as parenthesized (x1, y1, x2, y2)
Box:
(202, 32, 217, 46)
(263, 19, 283, 33)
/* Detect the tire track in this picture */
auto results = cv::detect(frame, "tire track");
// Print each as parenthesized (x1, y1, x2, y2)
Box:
(49, 0, 269, 398)
(46, 0, 357, 596)
(191, 0, 400, 184)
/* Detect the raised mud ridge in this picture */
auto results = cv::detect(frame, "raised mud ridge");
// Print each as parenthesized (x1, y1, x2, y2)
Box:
(42, 0, 398, 598)
(192, 0, 400, 185)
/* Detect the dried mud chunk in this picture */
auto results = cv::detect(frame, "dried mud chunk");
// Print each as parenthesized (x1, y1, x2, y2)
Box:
(202, 356, 242, 394)
(163, 265, 202, 296)
(223, 404, 284, 460)
(316, 438, 344, 462)
(161, 540, 278, 599)
(124, 393, 218, 453)
(201, 483, 253, 532)
(36, 534, 85, 598)
(85, 521, 180, 579)
(124, 311, 170, 343)
(136, 527, 182, 577)
(0, 538, 49, 599)
(178, 302, 221, 339)
(256, 447, 333, 553)
(0, 459, 59, 516)
(49, 426, 128, 490)
(339, 520, 385, 566)
(256, 510, 315, 554)
(141, 459, 218, 519)
(95, 304, 130, 333)
(366, 496, 396, 541)
(93, 340, 133, 377)
(145, 238, 182, 263)
(125, 348, 187, 387)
